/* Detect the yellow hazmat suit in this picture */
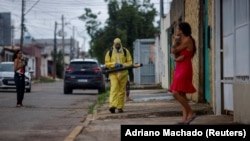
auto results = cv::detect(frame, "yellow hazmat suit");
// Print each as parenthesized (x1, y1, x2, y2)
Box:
(105, 38, 132, 113)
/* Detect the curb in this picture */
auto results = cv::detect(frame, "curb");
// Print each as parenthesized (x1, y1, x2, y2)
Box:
(64, 107, 99, 141)
(94, 105, 213, 120)
(64, 114, 94, 141)
(130, 84, 162, 89)
(63, 100, 213, 141)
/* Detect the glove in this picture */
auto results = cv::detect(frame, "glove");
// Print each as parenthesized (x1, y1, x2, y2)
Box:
(114, 63, 123, 68)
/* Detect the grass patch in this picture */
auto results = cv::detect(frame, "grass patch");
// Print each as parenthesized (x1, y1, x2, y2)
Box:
(88, 91, 109, 114)
(88, 104, 95, 114)
(33, 77, 56, 83)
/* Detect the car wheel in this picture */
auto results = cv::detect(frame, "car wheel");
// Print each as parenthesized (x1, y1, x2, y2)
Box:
(64, 86, 72, 94)
(98, 86, 106, 94)
(26, 88, 31, 93)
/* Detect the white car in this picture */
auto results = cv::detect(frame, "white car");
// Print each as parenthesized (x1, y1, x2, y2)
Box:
(0, 62, 33, 92)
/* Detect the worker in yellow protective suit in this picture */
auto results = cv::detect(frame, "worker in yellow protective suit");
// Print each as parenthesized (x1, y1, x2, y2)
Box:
(105, 38, 132, 113)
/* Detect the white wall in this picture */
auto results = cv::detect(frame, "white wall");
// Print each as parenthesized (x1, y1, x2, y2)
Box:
(27, 56, 36, 78)
(40, 57, 48, 77)
(159, 14, 170, 89)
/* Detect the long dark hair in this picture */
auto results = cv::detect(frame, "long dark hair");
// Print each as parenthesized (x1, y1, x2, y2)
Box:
(178, 22, 196, 57)
(12, 50, 21, 61)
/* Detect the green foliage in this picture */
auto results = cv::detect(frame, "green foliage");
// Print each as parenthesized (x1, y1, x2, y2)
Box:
(88, 91, 110, 114)
(79, 0, 158, 64)
(56, 51, 64, 78)
(33, 76, 56, 83)
(51, 50, 64, 79)
(88, 104, 95, 114)
(78, 8, 101, 39)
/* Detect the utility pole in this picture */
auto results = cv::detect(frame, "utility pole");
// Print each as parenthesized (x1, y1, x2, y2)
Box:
(20, 0, 25, 51)
(53, 21, 57, 80)
(11, 26, 14, 49)
(72, 26, 75, 59)
(62, 15, 65, 70)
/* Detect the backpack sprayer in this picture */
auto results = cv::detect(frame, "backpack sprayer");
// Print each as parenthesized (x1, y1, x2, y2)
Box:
(102, 63, 143, 75)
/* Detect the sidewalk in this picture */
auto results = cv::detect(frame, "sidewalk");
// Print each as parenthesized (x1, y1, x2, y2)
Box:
(65, 87, 236, 141)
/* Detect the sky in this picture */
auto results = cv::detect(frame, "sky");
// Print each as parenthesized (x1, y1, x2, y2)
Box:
(0, 0, 171, 51)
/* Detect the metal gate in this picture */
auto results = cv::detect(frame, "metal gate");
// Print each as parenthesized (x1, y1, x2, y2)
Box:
(221, 0, 250, 111)
(133, 39, 155, 84)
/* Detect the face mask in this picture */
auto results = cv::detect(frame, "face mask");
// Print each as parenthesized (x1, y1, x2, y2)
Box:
(115, 44, 121, 50)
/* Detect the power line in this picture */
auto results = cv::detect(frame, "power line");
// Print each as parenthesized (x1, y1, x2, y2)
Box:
(1, 0, 162, 51)
(25, 0, 40, 15)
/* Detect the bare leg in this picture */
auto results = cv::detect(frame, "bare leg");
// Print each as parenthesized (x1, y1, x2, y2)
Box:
(180, 93, 188, 117)
(180, 105, 187, 122)
(172, 91, 195, 122)
(172, 91, 188, 122)
(180, 93, 196, 118)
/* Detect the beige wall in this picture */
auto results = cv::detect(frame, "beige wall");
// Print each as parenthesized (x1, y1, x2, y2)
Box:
(184, 0, 200, 102)
(169, 0, 215, 104)
(170, 0, 185, 24)
(184, 0, 215, 105)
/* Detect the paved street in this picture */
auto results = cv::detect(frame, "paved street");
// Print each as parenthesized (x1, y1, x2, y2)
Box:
(0, 82, 240, 141)
(0, 80, 97, 141)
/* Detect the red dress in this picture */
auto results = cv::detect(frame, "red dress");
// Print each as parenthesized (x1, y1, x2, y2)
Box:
(170, 49, 196, 94)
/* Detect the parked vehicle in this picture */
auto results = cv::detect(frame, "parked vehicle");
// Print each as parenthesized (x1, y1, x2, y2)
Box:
(101, 65, 110, 82)
(63, 58, 106, 94)
(0, 62, 33, 92)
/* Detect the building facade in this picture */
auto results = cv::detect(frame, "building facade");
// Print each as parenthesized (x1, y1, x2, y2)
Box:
(159, 0, 250, 124)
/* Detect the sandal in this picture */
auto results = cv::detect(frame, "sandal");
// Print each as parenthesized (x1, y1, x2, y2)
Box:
(185, 114, 197, 124)
(176, 120, 188, 125)
(176, 122, 188, 125)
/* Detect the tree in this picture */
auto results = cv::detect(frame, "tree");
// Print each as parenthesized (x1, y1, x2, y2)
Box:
(79, 8, 102, 39)
(79, 0, 158, 81)
(51, 50, 64, 78)
(56, 50, 64, 78)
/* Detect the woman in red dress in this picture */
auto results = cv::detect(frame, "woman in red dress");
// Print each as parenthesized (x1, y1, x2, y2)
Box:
(170, 22, 197, 124)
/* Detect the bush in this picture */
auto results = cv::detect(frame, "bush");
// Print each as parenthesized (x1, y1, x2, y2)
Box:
(33, 77, 56, 83)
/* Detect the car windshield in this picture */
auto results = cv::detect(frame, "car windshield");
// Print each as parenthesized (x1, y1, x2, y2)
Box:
(0, 63, 14, 72)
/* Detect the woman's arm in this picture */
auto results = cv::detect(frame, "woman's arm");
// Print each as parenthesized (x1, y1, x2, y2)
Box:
(14, 59, 24, 72)
(171, 36, 181, 48)
(174, 55, 185, 62)
(171, 37, 189, 54)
